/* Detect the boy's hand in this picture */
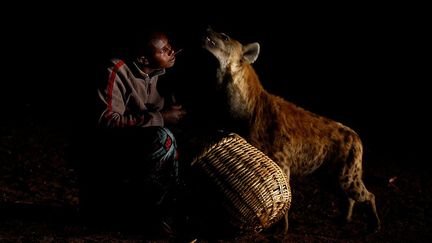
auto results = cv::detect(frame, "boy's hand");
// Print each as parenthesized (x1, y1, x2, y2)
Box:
(162, 105, 186, 125)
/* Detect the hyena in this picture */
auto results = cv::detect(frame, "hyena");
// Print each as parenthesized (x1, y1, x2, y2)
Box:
(201, 28, 380, 233)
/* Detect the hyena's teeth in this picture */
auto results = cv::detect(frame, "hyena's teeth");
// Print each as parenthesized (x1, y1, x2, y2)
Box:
(206, 37, 216, 46)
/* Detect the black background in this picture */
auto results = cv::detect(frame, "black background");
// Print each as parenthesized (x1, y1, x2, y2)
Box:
(1, 3, 429, 164)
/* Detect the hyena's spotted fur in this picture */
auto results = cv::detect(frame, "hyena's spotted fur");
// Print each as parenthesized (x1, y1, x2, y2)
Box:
(202, 28, 380, 233)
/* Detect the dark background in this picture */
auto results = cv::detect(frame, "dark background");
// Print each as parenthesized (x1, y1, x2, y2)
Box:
(2, 3, 428, 163)
(0, 3, 430, 242)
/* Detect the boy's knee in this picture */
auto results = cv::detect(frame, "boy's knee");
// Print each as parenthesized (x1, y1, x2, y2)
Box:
(155, 127, 177, 149)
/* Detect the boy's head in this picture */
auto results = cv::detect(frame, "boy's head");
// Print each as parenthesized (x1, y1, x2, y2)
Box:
(132, 32, 176, 69)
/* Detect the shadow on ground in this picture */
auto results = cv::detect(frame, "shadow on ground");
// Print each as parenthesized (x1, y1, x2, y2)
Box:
(1, 122, 431, 242)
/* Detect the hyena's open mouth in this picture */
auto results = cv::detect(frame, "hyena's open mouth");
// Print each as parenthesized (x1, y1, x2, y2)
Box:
(204, 36, 217, 49)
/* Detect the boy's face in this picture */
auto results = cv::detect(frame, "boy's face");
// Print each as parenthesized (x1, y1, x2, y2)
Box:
(147, 34, 176, 69)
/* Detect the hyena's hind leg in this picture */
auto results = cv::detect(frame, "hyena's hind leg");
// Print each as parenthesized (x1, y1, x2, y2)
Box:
(338, 135, 381, 232)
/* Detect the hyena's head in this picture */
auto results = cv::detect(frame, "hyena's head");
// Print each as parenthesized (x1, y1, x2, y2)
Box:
(202, 27, 260, 72)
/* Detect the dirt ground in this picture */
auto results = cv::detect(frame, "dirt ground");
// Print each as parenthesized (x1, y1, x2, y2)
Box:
(1, 120, 431, 242)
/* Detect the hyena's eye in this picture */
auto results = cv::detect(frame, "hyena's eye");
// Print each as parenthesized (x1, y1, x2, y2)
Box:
(221, 33, 230, 41)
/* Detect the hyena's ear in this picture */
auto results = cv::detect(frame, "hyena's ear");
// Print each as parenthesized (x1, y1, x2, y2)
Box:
(243, 42, 260, 64)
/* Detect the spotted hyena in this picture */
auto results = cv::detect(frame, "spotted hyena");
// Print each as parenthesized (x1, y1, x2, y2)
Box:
(202, 27, 380, 233)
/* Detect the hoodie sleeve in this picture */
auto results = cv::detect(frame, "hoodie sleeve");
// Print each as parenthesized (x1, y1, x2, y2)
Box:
(96, 60, 164, 128)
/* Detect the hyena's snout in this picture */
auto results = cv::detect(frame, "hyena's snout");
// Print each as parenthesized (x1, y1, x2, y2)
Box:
(203, 28, 218, 50)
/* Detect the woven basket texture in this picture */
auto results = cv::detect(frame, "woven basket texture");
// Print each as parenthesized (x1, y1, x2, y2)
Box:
(191, 133, 291, 233)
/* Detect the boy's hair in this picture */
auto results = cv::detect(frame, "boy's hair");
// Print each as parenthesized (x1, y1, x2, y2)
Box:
(129, 32, 157, 56)
(128, 27, 171, 58)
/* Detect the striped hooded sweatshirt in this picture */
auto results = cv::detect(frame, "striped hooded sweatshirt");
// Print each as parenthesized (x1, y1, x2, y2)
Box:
(97, 58, 167, 128)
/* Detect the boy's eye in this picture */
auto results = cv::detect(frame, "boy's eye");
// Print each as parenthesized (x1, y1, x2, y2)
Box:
(161, 46, 173, 54)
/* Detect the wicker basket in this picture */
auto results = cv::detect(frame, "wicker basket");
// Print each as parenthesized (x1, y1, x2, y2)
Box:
(190, 132, 291, 234)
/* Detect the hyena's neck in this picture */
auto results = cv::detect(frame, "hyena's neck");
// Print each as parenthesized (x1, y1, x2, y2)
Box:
(224, 64, 267, 120)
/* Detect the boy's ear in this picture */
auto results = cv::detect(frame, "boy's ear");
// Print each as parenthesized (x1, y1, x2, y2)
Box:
(138, 56, 149, 65)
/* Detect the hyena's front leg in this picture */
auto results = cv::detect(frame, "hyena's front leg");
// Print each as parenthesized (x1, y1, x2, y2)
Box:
(280, 164, 291, 234)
